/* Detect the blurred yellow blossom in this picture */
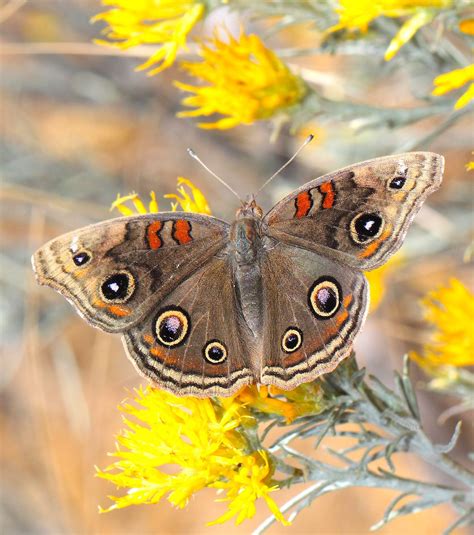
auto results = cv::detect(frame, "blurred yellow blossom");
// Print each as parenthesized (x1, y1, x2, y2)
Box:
(459, 18, 474, 35)
(96, 387, 288, 525)
(366, 254, 403, 311)
(111, 178, 209, 216)
(410, 278, 474, 371)
(92, 0, 205, 74)
(328, 0, 453, 60)
(175, 32, 307, 129)
(432, 64, 474, 109)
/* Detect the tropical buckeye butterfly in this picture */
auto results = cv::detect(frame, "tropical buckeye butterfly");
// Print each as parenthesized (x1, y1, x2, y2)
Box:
(32, 148, 443, 397)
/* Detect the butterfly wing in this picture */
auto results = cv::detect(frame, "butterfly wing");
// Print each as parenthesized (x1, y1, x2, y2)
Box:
(264, 152, 443, 270)
(32, 213, 229, 332)
(123, 255, 255, 397)
(260, 242, 368, 389)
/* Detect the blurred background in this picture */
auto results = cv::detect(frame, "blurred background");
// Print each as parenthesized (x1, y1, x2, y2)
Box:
(1, 1, 472, 533)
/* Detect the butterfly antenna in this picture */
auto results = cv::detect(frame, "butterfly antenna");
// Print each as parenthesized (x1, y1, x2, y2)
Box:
(187, 148, 243, 203)
(255, 134, 314, 197)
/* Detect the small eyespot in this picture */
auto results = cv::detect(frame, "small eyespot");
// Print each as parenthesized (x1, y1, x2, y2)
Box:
(100, 271, 135, 303)
(350, 212, 384, 244)
(308, 277, 342, 319)
(203, 340, 227, 364)
(388, 176, 406, 190)
(154, 307, 190, 348)
(72, 251, 91, 266)
(281, 327, 303, 353)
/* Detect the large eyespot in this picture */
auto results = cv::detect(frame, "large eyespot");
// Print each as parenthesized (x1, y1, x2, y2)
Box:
(388, 176, 406, 190)
(72, 251, 91, 266)
(155, 307, 190, 348)
(203, 340, 227, 364)
(308, 277, 342, 319)
(100, 271, 135, 303)
(350, 212, 384, 244)
(281, 327, 303, 353)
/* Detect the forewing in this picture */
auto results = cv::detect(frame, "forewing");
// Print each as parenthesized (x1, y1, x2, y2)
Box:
(32, 213, 229, 332)
(264, 152, 443, 270)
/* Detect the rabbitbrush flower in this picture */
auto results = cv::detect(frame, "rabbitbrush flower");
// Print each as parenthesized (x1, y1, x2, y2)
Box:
(328, 0, 454, 60)
(92, 0, 206, 74)
(411, 278, 474, 370)
(432, 64, 474, 110)
(96, 386, 289, 525)
(175, 32, 307, 129)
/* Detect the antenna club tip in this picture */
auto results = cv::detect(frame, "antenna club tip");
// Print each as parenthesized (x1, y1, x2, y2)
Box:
(305, 133, 315, 143)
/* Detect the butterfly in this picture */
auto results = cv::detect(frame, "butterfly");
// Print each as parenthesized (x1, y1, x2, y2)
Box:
(32, 151, 443, 397)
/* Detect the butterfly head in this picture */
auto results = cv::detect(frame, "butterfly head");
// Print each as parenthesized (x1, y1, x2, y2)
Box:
(236, 195, 263, 220)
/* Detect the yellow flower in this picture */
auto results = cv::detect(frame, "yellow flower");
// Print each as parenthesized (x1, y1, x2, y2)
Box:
(175, 32, 307, 129)
(111, 178, 209, 216)
(327, 0, 453, 60)
(164, 177, 211, 214)
(365, 254, 403, 311)
(459, 18, 474, 35)
(97, 387, 288, 525)
(208, 451, 290, 527)
(92, 0, 205, 74)
(432, 64, 474, 109)
(224, 383, 324, 424)
(410, 278, 474, 371)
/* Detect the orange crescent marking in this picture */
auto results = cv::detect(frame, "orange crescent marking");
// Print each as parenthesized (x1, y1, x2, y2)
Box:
(173, 220, 193, 244)
(326, 309, 350, 337)
(143, 334, 154, 345)
(107, 304, 131, 317)
(319, 182, 335, 209)
(358, 227, 392, 259)
(343, 294, 353, 308)
(147, 221, 163, 250)
(150, 346, 179, 365)
(295, 191, 313, 218)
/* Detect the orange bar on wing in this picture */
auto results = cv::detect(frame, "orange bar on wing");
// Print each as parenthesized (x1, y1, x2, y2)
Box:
(173, 219, 193, 244)
(319, 181, 335, 209)
(295, 191, 313, 218)
(147, 221, 163, 250)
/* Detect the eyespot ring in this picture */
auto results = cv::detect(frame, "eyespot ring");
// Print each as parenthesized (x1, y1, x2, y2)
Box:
(203, 339, 227, 364)
(72, 250, 92, 267)
(349, 212, 384, 245)
(308, 277, 342, 319)
(154, 307, 190, 348)
(281, 327, 303, 353)
(99, 270, 135, 303)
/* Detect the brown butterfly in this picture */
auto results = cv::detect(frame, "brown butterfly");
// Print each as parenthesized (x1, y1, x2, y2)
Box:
(32, 151, 443, 397)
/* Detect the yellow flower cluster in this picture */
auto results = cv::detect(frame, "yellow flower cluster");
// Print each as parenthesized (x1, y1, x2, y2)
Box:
(411, 278, 474, 371)
(96, 387, 289, 526)
(111, 177, 210, 216)
(432, 64, 474, 110)
(176, 32, 307, 129)
(328, 0, 453, 60)
(92, 0, 205, 74)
